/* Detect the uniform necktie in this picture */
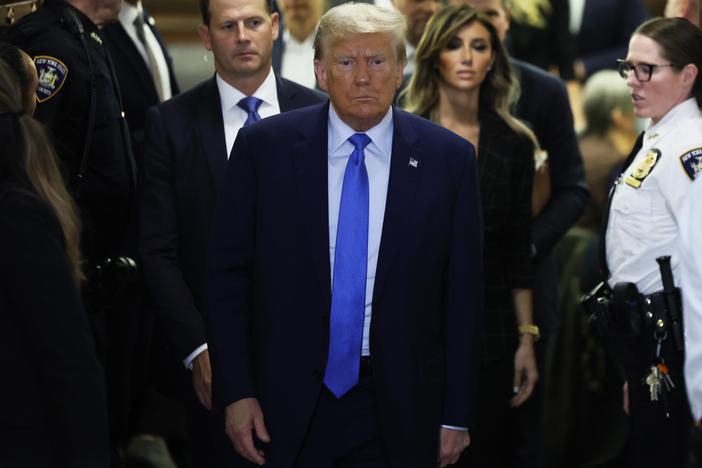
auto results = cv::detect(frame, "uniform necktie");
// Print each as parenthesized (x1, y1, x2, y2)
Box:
(133, 14, 165, 102)
(324, 133, 371, 399)
(237, 96, 263, 127)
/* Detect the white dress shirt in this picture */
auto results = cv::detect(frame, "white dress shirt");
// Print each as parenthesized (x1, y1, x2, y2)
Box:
(118, 1, 172, 101)
(217, 68, 281, 158)
(327, 105, 392, 358)
(606, 98, 702, 294)
(326, 105, 469, 432)
(281, 28, 317, 90)
(680, 177, 702, 422)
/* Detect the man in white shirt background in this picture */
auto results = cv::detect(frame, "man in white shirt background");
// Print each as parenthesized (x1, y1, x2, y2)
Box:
(273, 0, 324, 88)
(391, 0, 441, 76)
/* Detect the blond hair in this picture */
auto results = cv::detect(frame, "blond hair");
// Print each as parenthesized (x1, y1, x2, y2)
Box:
(509, 0, 553, 29)
(314, 2, 407, 64)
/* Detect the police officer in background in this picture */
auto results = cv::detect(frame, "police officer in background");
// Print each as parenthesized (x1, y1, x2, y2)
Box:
(3, 0, 139, 462)
(595, 17, 702, 468)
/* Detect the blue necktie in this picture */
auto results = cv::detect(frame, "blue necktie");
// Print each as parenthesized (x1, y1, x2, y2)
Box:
(237, 96, 262, 126)
(324, 133, 371, 399)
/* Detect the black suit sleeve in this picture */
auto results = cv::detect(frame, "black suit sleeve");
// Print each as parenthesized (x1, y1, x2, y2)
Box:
(504, 137, 535, 289)
(0, 191, 110, 467)
(139, 107, 207, 362)
(529, 77, 589, 258)
(204, 128, 258, 409)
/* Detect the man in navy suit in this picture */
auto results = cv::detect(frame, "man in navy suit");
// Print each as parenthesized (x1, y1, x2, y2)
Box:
(205, 3, 483, 467)
(138, 0, 325, 464)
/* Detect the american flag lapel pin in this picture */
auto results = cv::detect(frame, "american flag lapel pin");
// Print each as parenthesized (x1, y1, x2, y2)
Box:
(408, 157, 418, 168)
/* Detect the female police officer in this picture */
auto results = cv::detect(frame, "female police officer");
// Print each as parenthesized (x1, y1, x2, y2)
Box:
(604, 17, 702, 468)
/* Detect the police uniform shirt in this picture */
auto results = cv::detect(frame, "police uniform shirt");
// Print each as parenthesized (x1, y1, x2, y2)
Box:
(3, 0, 135, 260)
(606, 98, 702, 295)
(679, 177, 702, 422)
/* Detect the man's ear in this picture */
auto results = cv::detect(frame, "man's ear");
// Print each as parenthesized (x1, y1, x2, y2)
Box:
(683, 62, 699, 87)
(198, 24, 212, 51)
(271, 12, 280, 41)
(314, 59, 328, 91)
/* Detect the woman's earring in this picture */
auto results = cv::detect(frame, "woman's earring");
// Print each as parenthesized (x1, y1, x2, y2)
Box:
(487, 65, 492, 71)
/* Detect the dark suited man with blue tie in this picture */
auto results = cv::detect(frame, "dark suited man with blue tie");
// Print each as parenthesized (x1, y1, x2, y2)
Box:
(205, 3, 483, 467)
(138, 0, 324, 465)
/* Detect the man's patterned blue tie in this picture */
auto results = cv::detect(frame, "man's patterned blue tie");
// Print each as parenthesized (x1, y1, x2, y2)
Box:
(324, 132, 371, 399)
(237, 96, 262, 126)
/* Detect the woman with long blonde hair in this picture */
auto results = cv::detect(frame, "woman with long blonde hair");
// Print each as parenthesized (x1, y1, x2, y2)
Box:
(405, 5, 540, 466)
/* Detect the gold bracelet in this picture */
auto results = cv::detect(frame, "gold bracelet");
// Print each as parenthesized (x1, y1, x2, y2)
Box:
(518, 324, 540, 342)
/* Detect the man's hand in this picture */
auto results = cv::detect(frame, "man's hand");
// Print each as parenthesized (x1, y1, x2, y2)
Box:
(437, 427, 470, 467)
(225, 398, 271, 465)
(192, 349, 212, 410)
(510, 337, 539, 407)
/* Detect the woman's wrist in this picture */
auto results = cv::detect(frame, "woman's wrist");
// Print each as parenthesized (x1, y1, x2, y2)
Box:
(518, 324, 540, 343)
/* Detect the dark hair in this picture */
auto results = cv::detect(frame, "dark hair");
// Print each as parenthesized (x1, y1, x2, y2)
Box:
(0, 42, 34, 112)
(200, 0, 275, 25)
(634, 17, 702, 106)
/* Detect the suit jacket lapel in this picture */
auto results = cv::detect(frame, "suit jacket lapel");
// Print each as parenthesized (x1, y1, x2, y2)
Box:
(145, 11, 180, 95)
(198, 77, 228, 192)
(275, 74, 299, 112)
(373, 108, 422, 304)
(291, 103, 332, 308)
(106, 23, 159, 102)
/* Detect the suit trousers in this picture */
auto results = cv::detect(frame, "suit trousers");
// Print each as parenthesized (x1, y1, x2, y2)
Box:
(293, 375, 390, 468)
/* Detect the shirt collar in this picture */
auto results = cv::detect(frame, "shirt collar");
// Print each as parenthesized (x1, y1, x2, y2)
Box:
(405, 43, 416, 61)
(216, 67, 278, 112)
(328, 104, 393, 161)
(645, 97, 701, 138)
(282, 26, 317, 46)
(118, 0, 142, 26)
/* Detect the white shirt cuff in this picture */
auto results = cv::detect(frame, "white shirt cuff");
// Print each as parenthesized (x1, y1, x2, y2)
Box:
(441, 424, 468, 431)
(183, 343, 208, 370)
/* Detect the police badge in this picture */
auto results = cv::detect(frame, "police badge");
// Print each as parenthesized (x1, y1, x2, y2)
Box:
(625, 149, 661, 188)
(34, 55, 68, 102)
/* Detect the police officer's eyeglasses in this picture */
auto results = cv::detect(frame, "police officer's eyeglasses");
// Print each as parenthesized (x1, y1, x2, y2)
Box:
(617, 59, 677, 82)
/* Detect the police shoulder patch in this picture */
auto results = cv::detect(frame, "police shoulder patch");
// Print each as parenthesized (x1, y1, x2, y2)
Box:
(34, 55, 68, 103)
(679, 147, 702, 181)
